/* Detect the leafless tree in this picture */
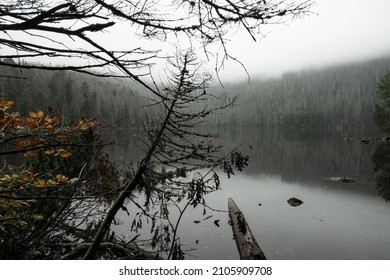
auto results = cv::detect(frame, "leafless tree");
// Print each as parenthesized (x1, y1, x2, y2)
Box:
(83, 49, 245, 259)
(1, 0, 313, 84)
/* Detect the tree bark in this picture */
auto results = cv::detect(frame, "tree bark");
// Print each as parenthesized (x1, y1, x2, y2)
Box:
(228, 197, 266, 260)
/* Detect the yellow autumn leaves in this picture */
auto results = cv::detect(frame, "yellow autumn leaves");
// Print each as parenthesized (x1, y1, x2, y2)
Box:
(0, 99, 98, 159)
(23, 148, 72, 159)
(0, 158, 79, 226)
(57, 148, 73, 158)
(1, 102, 61, 134)
(1, 99, 97, 229)
(0, 168, 77, 188)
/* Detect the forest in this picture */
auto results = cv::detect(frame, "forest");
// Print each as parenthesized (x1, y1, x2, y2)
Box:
(0, 59, 145, 130)
(209, 56, 390, 129)
(2, 56, 390, 131)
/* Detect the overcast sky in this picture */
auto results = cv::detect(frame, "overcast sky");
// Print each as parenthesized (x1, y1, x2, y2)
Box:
(4, 0, 389, 83)
(215, 0, 390, 81)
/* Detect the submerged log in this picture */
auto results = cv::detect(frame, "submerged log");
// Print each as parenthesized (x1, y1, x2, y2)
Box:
(228, 198, 267, 260)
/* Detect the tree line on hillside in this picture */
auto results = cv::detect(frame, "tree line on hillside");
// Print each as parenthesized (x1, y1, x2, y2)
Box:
(3, 56, 389, 132)
(209, 57, 390, 129)
(0, 59, 144, 131)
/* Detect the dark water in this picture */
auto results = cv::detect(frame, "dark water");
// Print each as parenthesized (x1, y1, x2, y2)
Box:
(111, 127, 390, 260)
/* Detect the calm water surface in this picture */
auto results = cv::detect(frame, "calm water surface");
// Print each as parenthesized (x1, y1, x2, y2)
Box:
(111, 128, 390, 259)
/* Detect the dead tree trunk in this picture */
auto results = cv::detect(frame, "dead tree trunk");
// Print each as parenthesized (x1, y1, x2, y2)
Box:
(228, 197, 266, 260)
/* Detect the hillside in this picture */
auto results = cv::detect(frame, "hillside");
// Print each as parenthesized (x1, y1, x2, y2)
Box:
(209, 56, 390, 129)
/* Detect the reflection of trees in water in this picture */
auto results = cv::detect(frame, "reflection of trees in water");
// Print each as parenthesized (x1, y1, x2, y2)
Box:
(372, 143, 390, 202)
(101, 129, 144, 164)
(372, 71, 390, 202)
(111, 127, 378, 193)
(217, 127, 376, 186)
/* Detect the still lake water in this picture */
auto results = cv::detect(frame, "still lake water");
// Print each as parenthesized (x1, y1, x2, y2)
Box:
(110, 128, 390, 260)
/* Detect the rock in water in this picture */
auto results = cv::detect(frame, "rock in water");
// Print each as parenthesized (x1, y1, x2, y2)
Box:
(287, 197, 303, 207)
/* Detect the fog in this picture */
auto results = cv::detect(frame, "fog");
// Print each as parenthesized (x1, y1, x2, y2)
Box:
(215, 0, 390, 81)
(3, 0, 390, 83)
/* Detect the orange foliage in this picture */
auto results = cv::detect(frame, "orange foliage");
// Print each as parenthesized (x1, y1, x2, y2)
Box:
(0, 99, 97, 229)
(0, 99, 98, 159)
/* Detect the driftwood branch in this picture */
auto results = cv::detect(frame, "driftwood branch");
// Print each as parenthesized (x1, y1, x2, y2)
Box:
(228, 197, 266, 260)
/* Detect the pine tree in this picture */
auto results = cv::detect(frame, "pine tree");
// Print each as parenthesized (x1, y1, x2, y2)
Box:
(374, 72, 390, 133)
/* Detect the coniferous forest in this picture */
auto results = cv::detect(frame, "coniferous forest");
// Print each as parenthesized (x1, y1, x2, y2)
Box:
(209, 56, 390, 129)
(0, 59, 144, 130)
(2, 56, 389, 131)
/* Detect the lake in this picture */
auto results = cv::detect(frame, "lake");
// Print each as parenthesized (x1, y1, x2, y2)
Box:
(110, 127, 390, 260)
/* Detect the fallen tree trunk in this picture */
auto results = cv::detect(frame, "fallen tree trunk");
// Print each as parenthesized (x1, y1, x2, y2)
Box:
(228, 197, 266, 260)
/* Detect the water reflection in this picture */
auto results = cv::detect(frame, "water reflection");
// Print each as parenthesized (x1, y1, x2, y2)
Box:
(218, 127, 376, 187)
(109, 128, 390, 259)
(372, 143, 390, 202)
(201, 173, 390, 260)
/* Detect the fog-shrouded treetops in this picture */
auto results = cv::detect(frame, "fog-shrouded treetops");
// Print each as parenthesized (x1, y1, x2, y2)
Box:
(208, 56, 390, 129)
(2, 55, 390, 131)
